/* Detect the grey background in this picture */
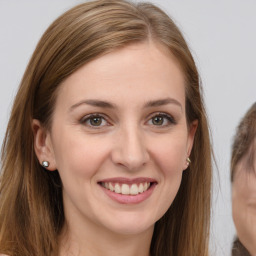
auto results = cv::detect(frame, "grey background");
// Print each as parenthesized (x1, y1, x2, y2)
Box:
(0, 1, 256, 255)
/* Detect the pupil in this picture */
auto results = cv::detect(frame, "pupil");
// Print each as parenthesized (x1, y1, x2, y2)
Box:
(90, 117, 102, 126)
(153, 116, 163, 125)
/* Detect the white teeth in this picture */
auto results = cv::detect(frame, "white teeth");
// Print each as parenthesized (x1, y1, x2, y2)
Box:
(105, 182, 109, 189)
(115, 183, 121, 193)
(138, 183, 144, 193)
(130, 184, 139, 195)
(102, 182, 151, 195)
(121, 184, 130, 195)
(109, 183, 114, 192)
(143, 182, 148, 191)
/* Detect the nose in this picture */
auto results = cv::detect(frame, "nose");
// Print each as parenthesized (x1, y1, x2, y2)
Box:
(111, 125, 150, 171)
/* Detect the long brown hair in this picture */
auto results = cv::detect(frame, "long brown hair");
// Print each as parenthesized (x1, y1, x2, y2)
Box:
(231, 102, 256, 256)
(0, 1, 212, 255)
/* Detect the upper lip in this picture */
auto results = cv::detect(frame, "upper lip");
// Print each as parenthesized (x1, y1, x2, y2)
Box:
(98, 177, 158, 184)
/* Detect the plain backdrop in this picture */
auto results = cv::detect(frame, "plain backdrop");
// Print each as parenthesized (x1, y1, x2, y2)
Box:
(0, 1, 255, 255)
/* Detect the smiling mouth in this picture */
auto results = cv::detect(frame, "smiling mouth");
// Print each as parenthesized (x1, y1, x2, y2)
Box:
(99, 182, 153, 195)
(98, 178, 157, 204)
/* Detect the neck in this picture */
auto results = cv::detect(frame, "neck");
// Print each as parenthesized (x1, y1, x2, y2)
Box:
(58, 219, 153, 256)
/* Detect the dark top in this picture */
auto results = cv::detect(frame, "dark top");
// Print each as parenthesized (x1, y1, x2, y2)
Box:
(232, 238, 251, 256)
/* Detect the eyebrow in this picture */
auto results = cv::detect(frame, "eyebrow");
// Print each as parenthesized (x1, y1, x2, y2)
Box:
(69, 97, 182, 111)
(70, 99, 116, 111)
(144, 98, 182, 110)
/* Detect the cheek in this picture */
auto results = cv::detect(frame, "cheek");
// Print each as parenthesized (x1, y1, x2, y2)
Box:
(232, 192, 242, 230)
(232, 178, 252, 230)
(233, 172, 256, 202)
(150, 133, 188, 174)
(52, 132, 110, 180)
(149, 134, 187, 212)
(232, 179, 245, 218)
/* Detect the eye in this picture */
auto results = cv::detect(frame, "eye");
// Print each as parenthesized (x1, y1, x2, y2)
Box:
(80, 114, 109, 127)
(147, 113, 176, 127)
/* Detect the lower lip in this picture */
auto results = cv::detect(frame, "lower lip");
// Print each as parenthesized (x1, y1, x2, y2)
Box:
(100, 183, 156, 204)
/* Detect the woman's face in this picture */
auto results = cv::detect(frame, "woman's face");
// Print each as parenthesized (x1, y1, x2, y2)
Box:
(37, 42, 197, 236)
(232, 147, 256, 255)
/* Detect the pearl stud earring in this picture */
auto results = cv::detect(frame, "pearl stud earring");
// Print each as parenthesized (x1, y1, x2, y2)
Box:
(186, 157, 191, 166)
(42, 161, 49, 168)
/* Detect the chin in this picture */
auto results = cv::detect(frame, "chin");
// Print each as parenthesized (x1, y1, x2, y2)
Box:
(99, 211, 159, 236)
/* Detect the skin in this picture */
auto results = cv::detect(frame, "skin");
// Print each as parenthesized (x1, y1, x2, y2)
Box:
(232, 148, 256, 256)
(33, 41, 197, 256)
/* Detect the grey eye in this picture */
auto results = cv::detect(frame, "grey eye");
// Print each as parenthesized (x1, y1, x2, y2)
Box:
(152, 116, 164, 125)
(147, 113, 176, 127)
(89, 116, 103, 126)
(80, 114, 108, 128)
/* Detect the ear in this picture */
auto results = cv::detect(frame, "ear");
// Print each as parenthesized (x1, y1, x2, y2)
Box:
(184, 119, 198, 169)
(32, 119, 57, 171)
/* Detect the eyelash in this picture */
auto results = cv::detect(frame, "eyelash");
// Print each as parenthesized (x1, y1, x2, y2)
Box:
(147, 112, 176, 127)
(79, 112, 176, 128)
(80, 113, 110, 128)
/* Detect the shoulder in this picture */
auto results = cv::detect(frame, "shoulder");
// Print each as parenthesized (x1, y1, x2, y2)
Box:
(232, 238, 251, 256)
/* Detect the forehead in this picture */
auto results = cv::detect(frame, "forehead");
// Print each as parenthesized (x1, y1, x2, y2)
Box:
(56, 41, 185, 109)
